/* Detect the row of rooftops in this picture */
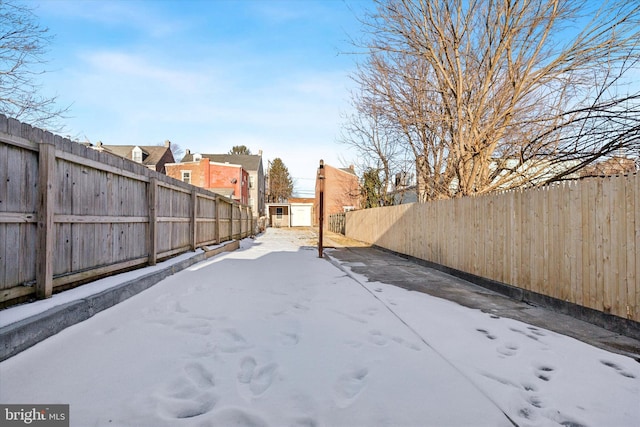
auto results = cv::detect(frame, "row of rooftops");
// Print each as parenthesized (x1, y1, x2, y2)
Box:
(180, 149, 263, 172)
(85, 141, 266, 174)
(88, 140, 175, 171)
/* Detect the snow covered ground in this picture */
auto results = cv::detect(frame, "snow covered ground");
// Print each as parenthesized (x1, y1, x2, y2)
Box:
(1, 228, 638, 427)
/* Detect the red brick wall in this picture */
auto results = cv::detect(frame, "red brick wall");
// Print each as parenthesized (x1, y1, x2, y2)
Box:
(208, 162, 249, 205)
(166, 159, 209, 187)
(314, 164, 360, 225)
(166, 160, 249, 205)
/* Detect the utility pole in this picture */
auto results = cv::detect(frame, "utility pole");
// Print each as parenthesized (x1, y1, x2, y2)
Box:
(318, 160, 325, 258)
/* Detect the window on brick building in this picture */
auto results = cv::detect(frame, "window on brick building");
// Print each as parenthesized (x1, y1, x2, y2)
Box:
(182, 171, 191, 184)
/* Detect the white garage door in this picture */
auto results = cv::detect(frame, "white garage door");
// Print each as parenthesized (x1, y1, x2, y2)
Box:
(290, 205, 312, 227)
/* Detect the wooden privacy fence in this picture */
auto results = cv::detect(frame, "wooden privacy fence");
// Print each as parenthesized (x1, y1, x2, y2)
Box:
(0, 115, 252, 307)
(328, 212, 346, 235)
(344, 174, 639, 323)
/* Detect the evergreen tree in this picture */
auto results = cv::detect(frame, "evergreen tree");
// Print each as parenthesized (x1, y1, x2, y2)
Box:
(268, 158, 293, 202)
(229, 145, 251, 155)
(361, 168, 381, 208)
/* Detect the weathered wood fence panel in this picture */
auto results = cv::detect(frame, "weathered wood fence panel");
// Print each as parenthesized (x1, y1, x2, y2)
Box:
(328, 212, 346, 235)
(344, 174, 639, 323)
(0, 115, 252, 307)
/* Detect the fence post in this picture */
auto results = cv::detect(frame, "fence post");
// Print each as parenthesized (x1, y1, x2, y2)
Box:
(148, 177, 158, 265)
(231, 203, 236, 240)
(35, 138, 56, 299)
(190, 189, 197, 251)
(214, 196, 220, 244)
(244, 206, 249, 237)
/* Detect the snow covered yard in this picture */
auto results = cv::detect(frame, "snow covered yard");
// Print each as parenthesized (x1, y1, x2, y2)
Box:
(1, 228, 638, 427)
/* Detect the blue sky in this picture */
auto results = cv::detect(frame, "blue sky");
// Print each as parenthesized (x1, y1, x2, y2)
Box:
(34, 0, 373, 197)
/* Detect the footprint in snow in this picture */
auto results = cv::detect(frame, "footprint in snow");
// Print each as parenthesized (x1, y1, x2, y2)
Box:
(535, 365, 555, 382)
(497, 342, 519, 357)
(334, 367, 369, 408)
(197, 407, 269, 427)
(527, 326, 546, 337)
(481, 309, 500, 319)
(238, 356, 279, 396)
(527, 395, 544, 408)
(280, 331, 300, 346)
(171, 392, 217, 419)
(184, 362, 215, 389)
(390, 335, 422, 351)
(175, 319, 212, 336)
(362, 307, 378, 316)
(368, 329, 388, 346)
(173, 301, 189, 314)
(156, 366, 218, 420)
(510, 327, 540, 341)
(218, 328, 252, 353)
(476, 328, 497, 340)
(600, 360, 636, 378)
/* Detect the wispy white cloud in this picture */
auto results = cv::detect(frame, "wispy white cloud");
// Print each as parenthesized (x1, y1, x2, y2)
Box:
(80, 51, 211, 93)
(37, 0, 364, 194)
(38, 0, 187, 38)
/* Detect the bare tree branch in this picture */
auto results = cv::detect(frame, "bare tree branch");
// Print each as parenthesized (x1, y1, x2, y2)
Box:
(0, 0, 68, 130)
(345, 0, 640, 200)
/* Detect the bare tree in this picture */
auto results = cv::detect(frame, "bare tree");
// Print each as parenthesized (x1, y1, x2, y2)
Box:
(0, 0, 67, 129)
(156, 140, 184, 160)
(348, 0, 640, 200)
(340, 86, 415, 205)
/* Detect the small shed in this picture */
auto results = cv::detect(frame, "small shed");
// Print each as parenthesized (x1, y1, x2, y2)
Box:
(266, 203, 290, 227)
(266, 201, 313, 227)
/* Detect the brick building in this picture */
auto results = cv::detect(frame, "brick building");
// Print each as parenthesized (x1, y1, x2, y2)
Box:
(165, 157, 249, 205)
(315, 163, 360, 226)
(181, 151, 265, 218)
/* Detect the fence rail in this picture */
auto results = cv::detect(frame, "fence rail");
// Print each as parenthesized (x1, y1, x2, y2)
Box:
(0, 115, 252, 307)
(344, 174, 639, 324)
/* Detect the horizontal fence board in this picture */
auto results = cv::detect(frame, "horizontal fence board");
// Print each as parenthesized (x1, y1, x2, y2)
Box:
(0, 212, 37, 223)
(55, 215, 148, 224)
(158, 217, 190, 223)
(56, 150, 150, 183)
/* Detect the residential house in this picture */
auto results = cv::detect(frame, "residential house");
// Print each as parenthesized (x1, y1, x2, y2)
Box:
(315, 163, 360, 226)
(580, 156, 638, 177)
(165, 156, 249, 205)
(89, 140, 175, 173)
(395, 157, 584, 204)
(181, 151, 265, 218)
